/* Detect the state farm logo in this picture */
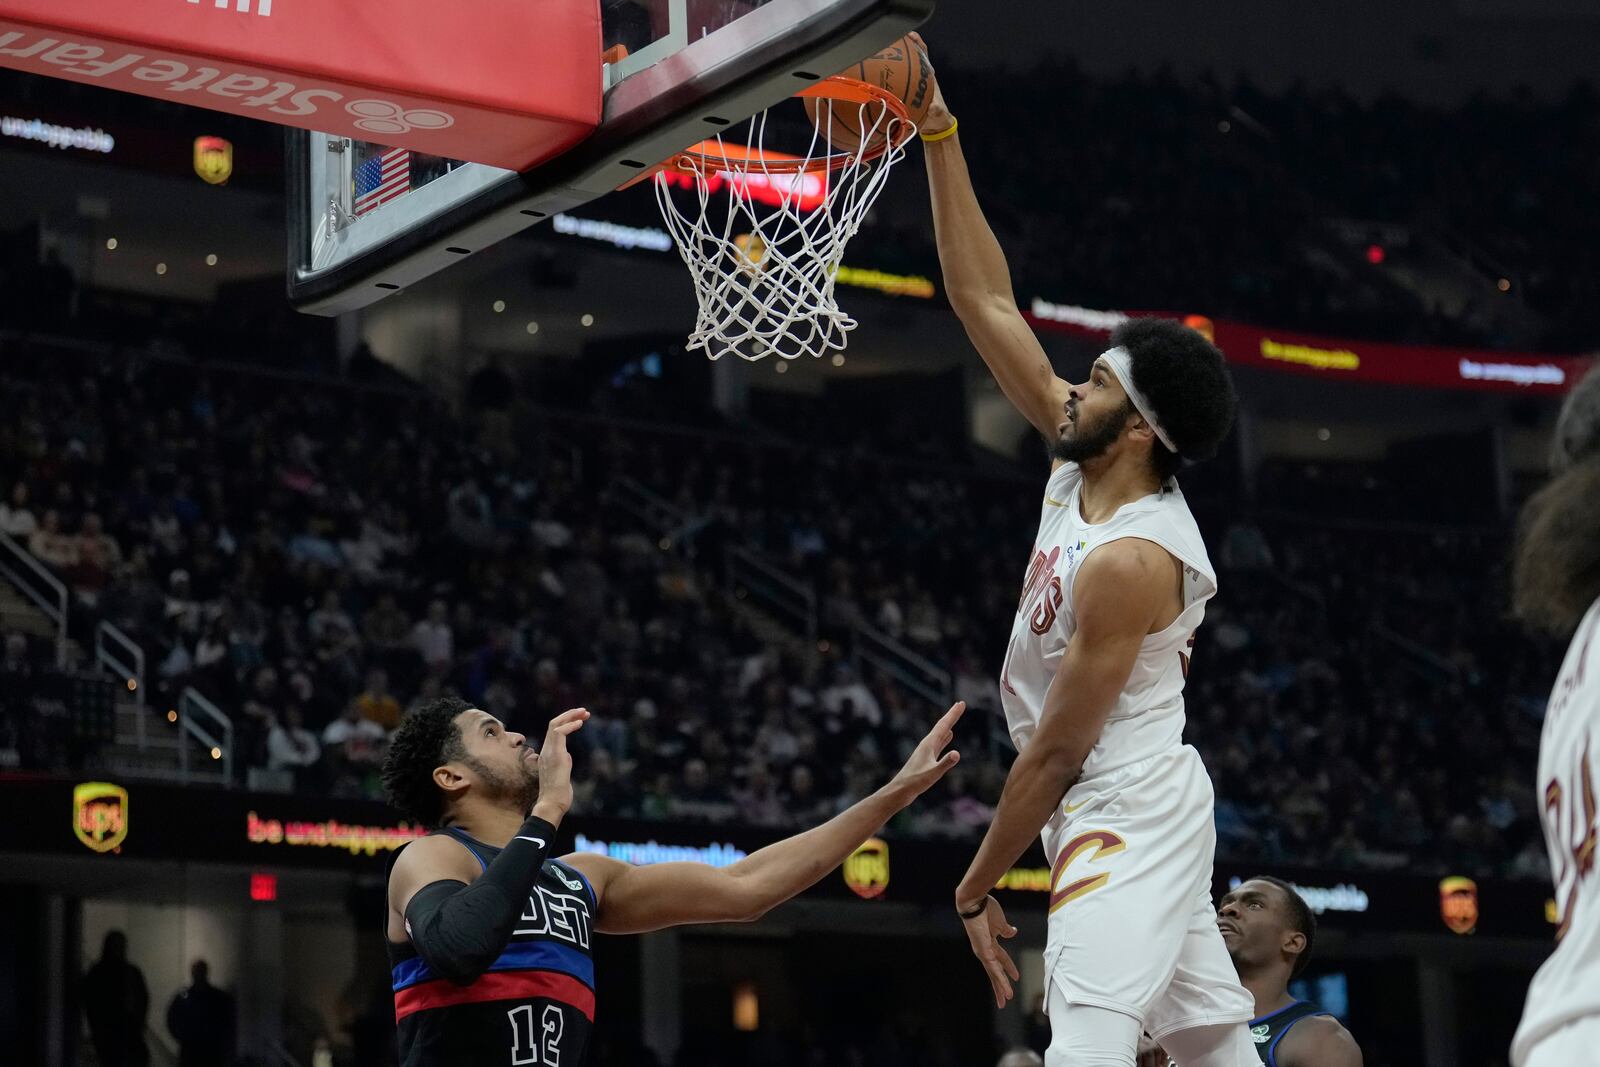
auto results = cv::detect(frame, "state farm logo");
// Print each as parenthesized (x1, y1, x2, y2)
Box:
(345, 99, 454, 136)
(0, 33, 459, 138)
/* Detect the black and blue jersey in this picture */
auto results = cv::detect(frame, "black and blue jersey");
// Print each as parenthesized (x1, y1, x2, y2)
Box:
(386, 828, 597, 1067)
(1249, 999, 1334, 1067)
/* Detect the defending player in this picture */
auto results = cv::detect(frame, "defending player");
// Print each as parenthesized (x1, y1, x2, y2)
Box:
(380, 696, 966, 1067)
(916, 39, 1257, 1066)
(1216, 878, 1361, 1066)
(1140, 878, 1361, 1067)
(1509, 365, 1600, 1067)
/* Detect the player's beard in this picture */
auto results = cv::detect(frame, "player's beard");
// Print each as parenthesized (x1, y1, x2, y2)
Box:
(466, 754, 540, 813)
(1051, 400, 1132, 464)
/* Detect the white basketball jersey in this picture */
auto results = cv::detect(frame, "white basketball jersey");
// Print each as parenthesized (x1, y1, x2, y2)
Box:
(1512, 596, 1600, 1066)
(999, 461, 1217, 849)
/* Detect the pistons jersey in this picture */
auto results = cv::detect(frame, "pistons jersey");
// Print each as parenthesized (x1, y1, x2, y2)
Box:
(1512, 597, 1600, 1066)
(999, 462, 1218, 852)
(387, 828, 596, 1067)
(1249, 1000, 1333, 1066)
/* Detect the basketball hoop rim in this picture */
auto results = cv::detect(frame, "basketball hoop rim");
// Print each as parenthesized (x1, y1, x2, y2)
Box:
(663, 75, 915, 177)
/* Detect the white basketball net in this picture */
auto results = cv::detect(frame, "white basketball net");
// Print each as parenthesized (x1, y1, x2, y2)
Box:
(653, 97, 913, 362)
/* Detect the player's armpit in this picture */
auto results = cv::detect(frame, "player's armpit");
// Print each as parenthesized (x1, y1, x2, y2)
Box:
(565, 853, 765, 935)
(1277, 1016, 1364, 1067)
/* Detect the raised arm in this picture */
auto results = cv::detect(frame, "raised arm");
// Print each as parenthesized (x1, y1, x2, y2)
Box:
(954, 540, 1170, 1006)
(568, 702, 967, 935)
(917, 37, 1070, 441)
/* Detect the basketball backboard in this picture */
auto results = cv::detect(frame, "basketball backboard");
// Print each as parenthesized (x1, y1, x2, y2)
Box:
(286, 0, 934, 316)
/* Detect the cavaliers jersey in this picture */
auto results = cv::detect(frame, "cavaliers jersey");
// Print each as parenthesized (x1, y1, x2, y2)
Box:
(999, 461, 1217, 858)
(1512, 597, 1600, 1066)
(387, 827, 597, 1067)
(1249, 1000, 1333, 1066)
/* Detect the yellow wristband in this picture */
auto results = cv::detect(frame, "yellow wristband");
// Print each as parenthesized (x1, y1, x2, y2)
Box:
(920, 117, 959, 143)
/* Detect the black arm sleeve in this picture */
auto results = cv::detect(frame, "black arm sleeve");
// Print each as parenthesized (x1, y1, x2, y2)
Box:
(403, 817, 556, 985)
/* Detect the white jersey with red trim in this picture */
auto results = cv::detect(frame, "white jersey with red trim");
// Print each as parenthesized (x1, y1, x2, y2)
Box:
(999, 461, 1217, 859)
(1000, 461, 1252, 1033)
(1513, 597, 1600, 1067)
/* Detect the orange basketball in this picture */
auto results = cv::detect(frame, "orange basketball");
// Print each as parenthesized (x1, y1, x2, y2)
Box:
(804, 35, 934, 154)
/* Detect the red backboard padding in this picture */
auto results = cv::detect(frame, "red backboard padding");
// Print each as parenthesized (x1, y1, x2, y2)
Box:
(0, 0, 602, 171)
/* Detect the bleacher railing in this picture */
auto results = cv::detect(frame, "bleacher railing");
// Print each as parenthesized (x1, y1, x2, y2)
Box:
(851, 622, 952, 707)
(604, 475, 704, 546)
(0, 529, 68, 666)
(95, 620, 144, 703)
(727, 545, 818, 647)
(95, 620, 148, 753)
(177, 687, 233, 784)
(603, 476, 953, 708)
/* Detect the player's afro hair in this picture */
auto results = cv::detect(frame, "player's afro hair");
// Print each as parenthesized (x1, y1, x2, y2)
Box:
(382, 695, 473, 827)
(1112, 318, 1238, 481)
(1514, 364, 1600, 636)
(1252, 874, 1318, 978)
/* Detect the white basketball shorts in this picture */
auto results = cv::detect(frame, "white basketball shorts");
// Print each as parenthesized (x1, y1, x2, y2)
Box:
(1041, 744, 1254, 1038)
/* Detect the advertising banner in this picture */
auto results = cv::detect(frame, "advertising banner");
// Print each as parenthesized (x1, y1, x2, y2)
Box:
(1024, 299, 1593, 396)
(0, 776, 1558, 938)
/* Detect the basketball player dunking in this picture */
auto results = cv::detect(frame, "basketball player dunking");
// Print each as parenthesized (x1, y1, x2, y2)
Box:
(916, 40, 1259, 1066)
(1509, 365, 1600, 1067)
(380, 696, 965, 1067)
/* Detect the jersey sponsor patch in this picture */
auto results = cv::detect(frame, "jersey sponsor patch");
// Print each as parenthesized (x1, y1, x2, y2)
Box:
(550, 866, 585, 893)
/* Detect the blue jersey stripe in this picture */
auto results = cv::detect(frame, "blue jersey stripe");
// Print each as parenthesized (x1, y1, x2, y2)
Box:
(393, 938, 593, 992)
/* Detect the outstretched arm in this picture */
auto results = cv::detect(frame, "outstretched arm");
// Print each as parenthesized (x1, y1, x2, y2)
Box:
(918, 36, 1070, 442)
(954, 541, 1169, 1006)
(570, 703, 967, 934)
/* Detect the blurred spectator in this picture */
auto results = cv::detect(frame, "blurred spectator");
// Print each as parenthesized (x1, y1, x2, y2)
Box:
(411, 600, 453, 672)
(29, 508, 78, 569)
(0, 481, 37, 539)
(354, 668, 402, 731)
(83, 930, 150, 1067)
(165, 959, 236, 1067)
(362, 594, 413, 657)
(322, 702, 387, 794)
(267, 707, 322, 781)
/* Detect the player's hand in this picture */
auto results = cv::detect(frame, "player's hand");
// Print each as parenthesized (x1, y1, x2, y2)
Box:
(888, 701, 964, 799)
(531, 708, 589, 821)
(958, 894, 1019, 1007)
(907, 32, 953, 136)
(1136, 1033, 1171, 1067)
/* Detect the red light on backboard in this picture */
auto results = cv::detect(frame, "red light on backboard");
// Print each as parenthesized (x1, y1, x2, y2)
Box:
(1366, 244, 1386, 265)
(250, 872, 278, 902)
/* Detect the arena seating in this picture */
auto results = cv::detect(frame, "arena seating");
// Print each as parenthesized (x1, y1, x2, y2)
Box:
(0, 337, 1559, 880)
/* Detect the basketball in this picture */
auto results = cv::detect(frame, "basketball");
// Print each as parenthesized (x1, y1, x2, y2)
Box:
(804, 35, 935, 153)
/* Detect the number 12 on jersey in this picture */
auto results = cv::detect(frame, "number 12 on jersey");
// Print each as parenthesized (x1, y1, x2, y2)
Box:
(508, 1004, 563, 1066)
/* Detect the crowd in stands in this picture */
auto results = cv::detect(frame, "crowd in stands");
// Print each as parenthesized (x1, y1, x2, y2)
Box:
(0, 341, 1565, 884)
(730, 62, 1600, 353)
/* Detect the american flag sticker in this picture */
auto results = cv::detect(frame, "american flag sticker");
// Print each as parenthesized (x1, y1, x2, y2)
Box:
(354, 147, 411, 215)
